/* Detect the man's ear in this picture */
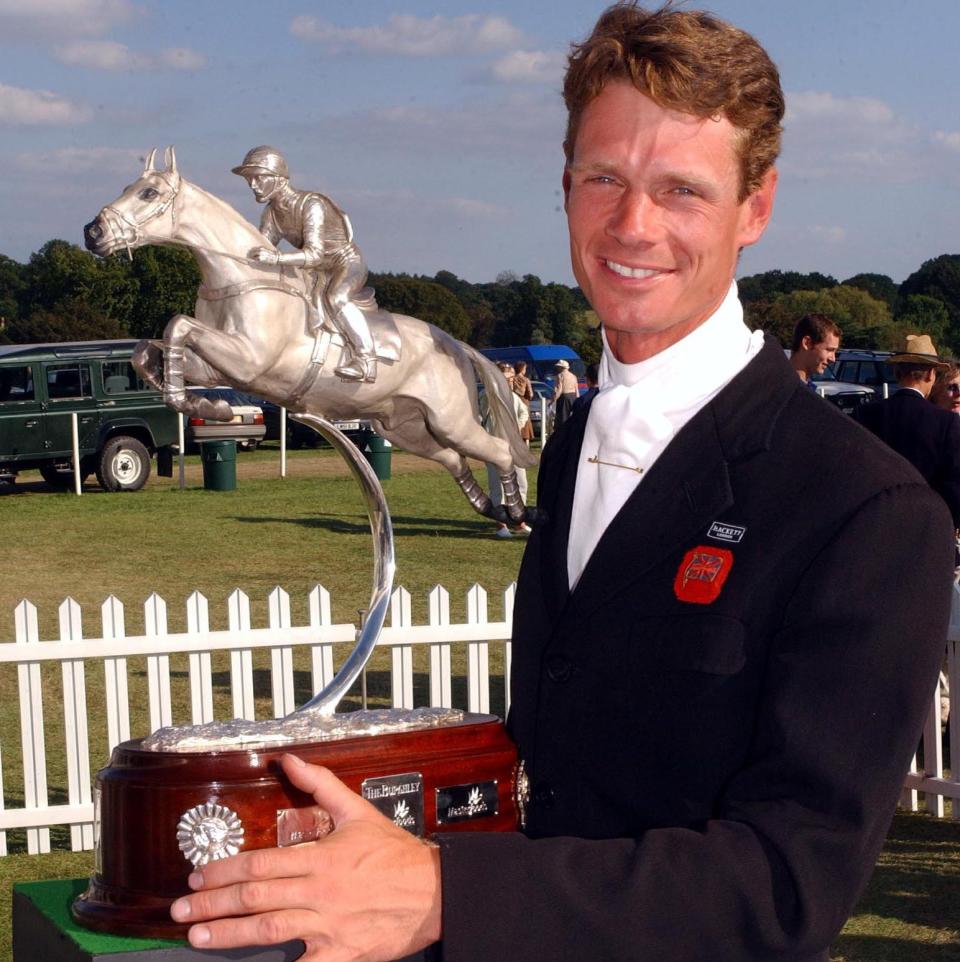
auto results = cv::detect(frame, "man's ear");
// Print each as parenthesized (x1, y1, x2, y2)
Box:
(800, 335, 814, 352)
(562, 165, 572, 211)
(737, 167, 778, 249)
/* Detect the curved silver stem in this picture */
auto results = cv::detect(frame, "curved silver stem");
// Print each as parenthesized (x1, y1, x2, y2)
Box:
(292, 414, 395, 715)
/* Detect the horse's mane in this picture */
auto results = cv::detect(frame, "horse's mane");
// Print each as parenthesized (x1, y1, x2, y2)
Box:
(179, 178, 274, 252)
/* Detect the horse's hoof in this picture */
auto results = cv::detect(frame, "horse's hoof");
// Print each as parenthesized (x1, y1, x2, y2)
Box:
(196, 398, 234, 422)
(524, 506, 547, 527)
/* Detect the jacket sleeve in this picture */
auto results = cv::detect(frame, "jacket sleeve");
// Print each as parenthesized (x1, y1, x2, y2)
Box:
(436, 482, 953, 961)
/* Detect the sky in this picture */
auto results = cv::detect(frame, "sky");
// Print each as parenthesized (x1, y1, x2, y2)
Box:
(1, 0, 958, 288)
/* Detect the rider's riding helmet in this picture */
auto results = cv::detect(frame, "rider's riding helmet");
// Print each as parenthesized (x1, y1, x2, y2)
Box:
(231, 146, 290, 180)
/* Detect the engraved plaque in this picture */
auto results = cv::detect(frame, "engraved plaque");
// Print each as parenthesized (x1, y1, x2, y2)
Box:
(436, 780, 499, 825)
(361, 772, 424, 836)
(277, 805, 334, 847)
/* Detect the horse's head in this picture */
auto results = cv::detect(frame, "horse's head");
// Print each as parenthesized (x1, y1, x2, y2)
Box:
(84, 146, 182, 257)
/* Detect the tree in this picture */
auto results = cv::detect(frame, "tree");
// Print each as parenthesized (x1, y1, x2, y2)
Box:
(738, 269, 838, 305)
(127, 246, 201, 339)
(756, 286, 895, 349)
(841, 273, 898, 313)
(899, 254, 960, 346)
(0, 254, 25, 340)
(895, 294, 952, 353)
(369, 273, 472, 341)
(8, 296, 127, 343)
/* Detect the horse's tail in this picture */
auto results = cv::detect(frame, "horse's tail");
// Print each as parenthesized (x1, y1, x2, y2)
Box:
(459, 342, 539, 470)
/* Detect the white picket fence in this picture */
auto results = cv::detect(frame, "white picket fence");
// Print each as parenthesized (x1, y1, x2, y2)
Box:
(1, 582, 514, 856)
(2, 581, 959, 858)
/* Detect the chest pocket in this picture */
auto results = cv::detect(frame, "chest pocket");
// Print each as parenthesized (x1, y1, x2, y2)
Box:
(635, 614, 746, 675)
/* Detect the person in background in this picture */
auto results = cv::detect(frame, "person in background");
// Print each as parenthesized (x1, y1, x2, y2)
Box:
(484, 362, 532, 538)
(552, 358, 579, 428)
(789, 313, 841, 386)
(573, 362, 600, 412)
(512, 360, 535, 444)
(931, 362, 960, 415)
(856, 334, 960, 528)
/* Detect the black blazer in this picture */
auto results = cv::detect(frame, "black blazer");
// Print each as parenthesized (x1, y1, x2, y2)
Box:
(437, 339, 953, 962)
(855, 388, 960, 526)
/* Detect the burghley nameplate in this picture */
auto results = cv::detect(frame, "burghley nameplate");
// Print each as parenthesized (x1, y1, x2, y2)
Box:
(361, 772, 424, 835)
(436, 780, 499, 825)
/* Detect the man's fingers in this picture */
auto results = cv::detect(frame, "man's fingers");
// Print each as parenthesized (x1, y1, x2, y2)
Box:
(280, 755, 377, 824)
(181, 842, 320, 898)
(186, 907, 324, 951)
(173, 873, 317, 926)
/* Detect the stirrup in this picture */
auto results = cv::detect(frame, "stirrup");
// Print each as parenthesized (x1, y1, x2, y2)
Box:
(335, 353, 374, 382)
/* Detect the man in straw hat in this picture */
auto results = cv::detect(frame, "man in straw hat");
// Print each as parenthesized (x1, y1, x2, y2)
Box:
(172, 7, 954, 961)
(856, 334, 960, 526)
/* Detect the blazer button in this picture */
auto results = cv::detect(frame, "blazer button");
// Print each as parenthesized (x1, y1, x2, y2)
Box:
(546, 656, 573, 683)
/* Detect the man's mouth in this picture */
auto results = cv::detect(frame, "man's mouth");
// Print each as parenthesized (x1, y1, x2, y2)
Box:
(604, 259, 662, 280)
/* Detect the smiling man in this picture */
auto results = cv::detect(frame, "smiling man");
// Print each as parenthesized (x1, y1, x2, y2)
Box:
(172, 5, 954, 961)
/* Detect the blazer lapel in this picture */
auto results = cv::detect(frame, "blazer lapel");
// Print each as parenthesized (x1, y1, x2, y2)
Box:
(568, 406, 733, 621)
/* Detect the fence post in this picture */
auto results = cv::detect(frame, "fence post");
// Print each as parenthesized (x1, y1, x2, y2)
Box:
(59, 597, 93, 851)
(227, 589, 256, 721)
(391, 587, 414, 709)
(466, 584, 490, 715)
(144, 594, 172, 733)
(428, 586, 452, 709)
(268, 587, 296, 717)
(503, 584, 516, 717)
(101, 595, 131, 754)
(15, 600, 49, 854)
(186, 591, 214, 724)
(308, 585, 335, 698)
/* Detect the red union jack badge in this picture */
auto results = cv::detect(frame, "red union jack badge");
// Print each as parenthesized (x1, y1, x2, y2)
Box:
(673, 546, 734, 605)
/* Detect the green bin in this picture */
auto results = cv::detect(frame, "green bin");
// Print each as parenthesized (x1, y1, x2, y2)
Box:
(200, 439, 237, 491)
(362, 430, 392, 481)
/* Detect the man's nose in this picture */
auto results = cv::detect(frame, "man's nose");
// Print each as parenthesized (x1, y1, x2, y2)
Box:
(606, 189, 660, 244)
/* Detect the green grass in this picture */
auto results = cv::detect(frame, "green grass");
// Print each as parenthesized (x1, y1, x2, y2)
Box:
(2, 448, 959, 960)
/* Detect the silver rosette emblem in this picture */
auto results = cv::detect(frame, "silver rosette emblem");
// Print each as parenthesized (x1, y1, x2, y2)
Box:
(177, 801, 244, 866)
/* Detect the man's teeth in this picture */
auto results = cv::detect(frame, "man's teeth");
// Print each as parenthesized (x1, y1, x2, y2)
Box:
(605, 260, 658, 279)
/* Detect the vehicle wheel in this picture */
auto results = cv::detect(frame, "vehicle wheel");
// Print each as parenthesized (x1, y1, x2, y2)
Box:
(40, 464, 88, 489)
(96, 436, 151, 492)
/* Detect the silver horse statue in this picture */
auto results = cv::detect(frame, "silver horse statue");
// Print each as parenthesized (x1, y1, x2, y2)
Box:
(83, 147, 537, 523)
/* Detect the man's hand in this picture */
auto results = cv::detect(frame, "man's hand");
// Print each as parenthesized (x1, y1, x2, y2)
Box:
(249, 246, 281, 264)
(170, 754, 442, 962)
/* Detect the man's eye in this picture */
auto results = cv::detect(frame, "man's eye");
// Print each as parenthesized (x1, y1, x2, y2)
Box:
(139, 187, 159, 200)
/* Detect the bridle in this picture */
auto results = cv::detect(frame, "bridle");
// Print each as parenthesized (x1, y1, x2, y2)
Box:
(101, 170, 182, 259)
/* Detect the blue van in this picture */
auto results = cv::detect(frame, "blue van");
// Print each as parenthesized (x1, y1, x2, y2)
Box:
(479, 344, 586, 389)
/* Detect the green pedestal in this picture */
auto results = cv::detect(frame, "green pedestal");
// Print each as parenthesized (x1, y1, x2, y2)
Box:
(11, 879, 302, 961)
(200, 440, 237, 492)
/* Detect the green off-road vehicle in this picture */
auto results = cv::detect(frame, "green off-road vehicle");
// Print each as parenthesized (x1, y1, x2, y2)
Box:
(0, 340, 177, 491)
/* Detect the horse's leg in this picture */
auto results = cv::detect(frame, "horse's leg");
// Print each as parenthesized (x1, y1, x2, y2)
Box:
(371, 417, 500, 521)
(132, 339, 164, 391)
(162, 313, 264, 419)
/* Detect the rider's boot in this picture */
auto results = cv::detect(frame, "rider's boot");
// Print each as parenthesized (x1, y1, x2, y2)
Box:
(334, 303, 376, 382)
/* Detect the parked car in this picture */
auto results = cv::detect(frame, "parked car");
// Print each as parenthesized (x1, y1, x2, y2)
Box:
(832, 349, 897, 397)
(185, 387, 265, 450)
(528, 380, 555, 434)
(0, 339, 177, 491)
(808, 366, 874, 415)
(236, 393, 369, 448)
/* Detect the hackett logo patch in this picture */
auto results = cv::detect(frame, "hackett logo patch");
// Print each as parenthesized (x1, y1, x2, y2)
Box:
(674, 546, 734, 605)
(707, 521, 746, 544)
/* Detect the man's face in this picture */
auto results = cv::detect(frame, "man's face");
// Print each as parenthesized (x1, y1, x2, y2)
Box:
(244, 172, 281, 203)
(800, 333, 840, 375)
(563, 81, 776, 364)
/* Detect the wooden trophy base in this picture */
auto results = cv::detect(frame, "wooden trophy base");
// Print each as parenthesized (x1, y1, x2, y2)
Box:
(72, 712, 519, 939)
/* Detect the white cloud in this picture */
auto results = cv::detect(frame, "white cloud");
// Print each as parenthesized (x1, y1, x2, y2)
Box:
(15, 146, 143, 174)
(0, 0, 137, 39)
(933, 130, 960, 152)
(55, 39, 205, 71)
(786, 91, 894, 125)
(808, 225, 847, 245)
(290, 13, 522, 57)
(0, 83, 90, 125)
(487, 50, 565, 85)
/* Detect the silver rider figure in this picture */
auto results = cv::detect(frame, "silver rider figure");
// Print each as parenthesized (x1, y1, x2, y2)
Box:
(233, 146, 376, 382)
